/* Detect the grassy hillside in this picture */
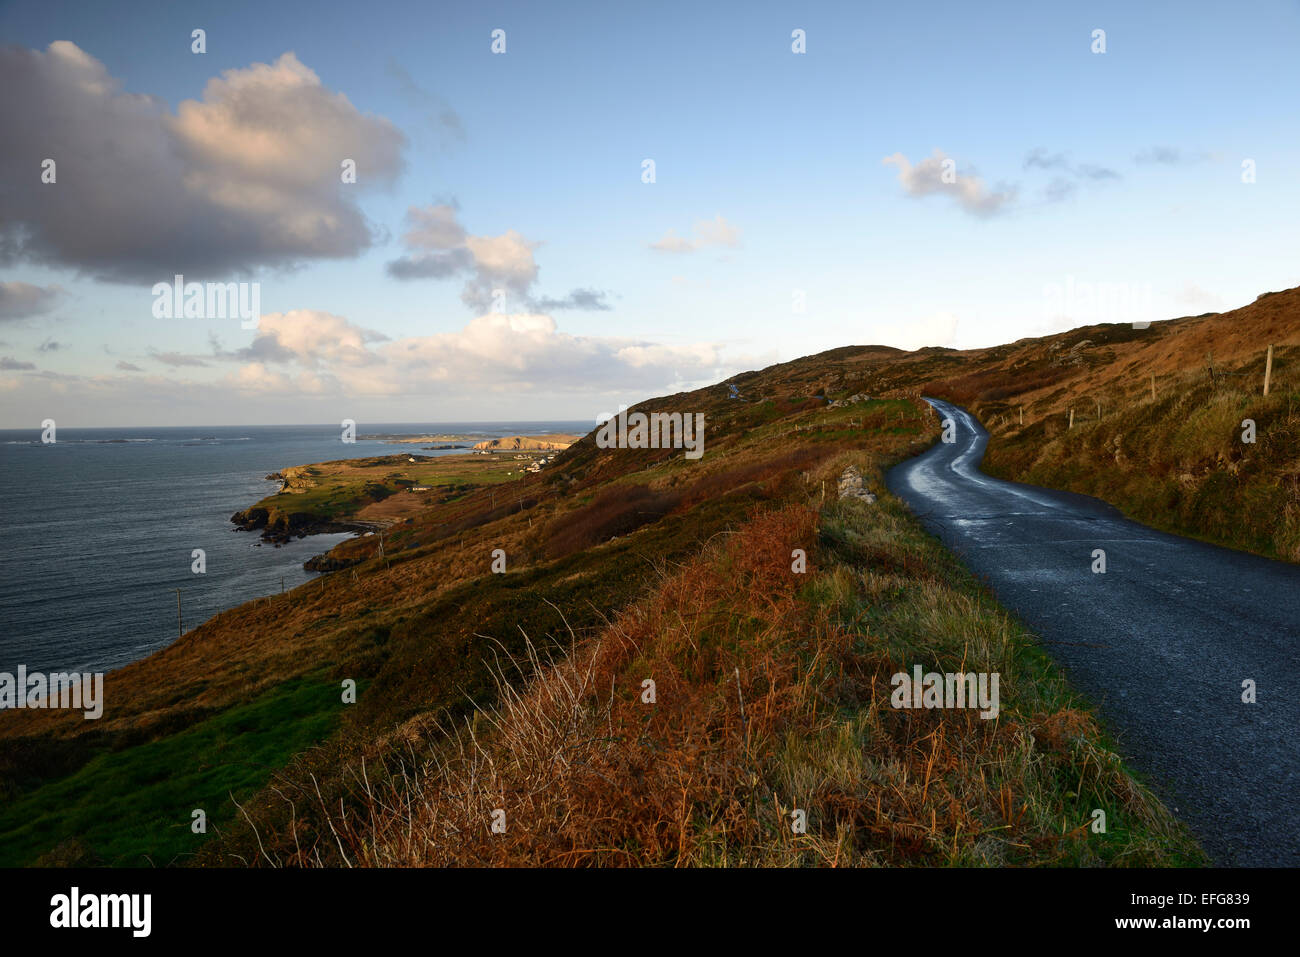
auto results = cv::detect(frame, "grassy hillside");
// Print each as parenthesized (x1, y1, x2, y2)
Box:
(0, 357, 1205, 866)
(920, 288, 1300, 561)
(268, 478, 1200, 866)
(0, 675, 350, 867)
(10, 283, 1290, 866)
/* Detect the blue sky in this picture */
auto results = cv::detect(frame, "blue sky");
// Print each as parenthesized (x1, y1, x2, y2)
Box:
(1, 0, 1297, 426)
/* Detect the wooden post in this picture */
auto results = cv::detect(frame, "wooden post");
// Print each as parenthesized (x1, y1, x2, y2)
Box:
(1095, 400, 1101, 420)
(175, 588, 183, 638)
(1150, 374, 1156, 401)
(1019, 406, 1023, 426)
(1068, 408, 1075, 429)
(1264, 344, 1274, 396)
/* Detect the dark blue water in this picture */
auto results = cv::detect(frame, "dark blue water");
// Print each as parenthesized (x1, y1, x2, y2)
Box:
(0, 422, 587, 675)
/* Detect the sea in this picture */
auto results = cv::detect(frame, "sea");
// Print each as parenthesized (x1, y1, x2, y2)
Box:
(0, 421, 588, 675)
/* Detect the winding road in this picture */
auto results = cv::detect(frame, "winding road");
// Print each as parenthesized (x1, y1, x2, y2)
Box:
(886, 398, 1300, 866)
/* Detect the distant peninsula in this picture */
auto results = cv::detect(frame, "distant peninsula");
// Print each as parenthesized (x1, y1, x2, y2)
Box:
(359, 432, 578, 451)
(230, 434, 575, 547)
(471, 434, 576, 451)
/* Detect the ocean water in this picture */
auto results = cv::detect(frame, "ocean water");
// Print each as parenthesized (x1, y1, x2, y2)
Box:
(0, 422, 587, 675)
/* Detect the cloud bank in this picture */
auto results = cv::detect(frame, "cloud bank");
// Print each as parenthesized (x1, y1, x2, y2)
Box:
(0, 42, 406, 282)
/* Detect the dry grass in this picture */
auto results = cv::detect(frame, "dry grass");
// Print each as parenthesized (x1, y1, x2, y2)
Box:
(980, 362, 1300, 561)
(270, 505, 818, 866)
(544, 485, 682, 559)
(255, 460, 1201, 867)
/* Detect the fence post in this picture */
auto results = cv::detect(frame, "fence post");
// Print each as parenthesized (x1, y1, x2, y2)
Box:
(1264, 344, 1274, 396)
(1069, 408, 1075, 429)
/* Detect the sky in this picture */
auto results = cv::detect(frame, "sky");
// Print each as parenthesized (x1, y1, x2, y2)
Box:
(1, 0, 1297, 427)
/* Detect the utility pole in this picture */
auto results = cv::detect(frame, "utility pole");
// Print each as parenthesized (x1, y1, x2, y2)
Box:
(1264, 344, 1274, 396)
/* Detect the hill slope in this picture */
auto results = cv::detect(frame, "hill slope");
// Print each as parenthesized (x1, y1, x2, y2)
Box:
(8, 282, 1295, 866)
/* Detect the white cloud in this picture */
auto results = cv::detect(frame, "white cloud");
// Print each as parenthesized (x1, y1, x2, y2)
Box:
(881, 149, 1015, 217)
(401, 204, 468, 250)
(248, 310, 388, 367)
(650, 214, 742, 253)
(192, 308, 728, 402)
(464, 231, 539, 287)
(388, 204, 610, 313)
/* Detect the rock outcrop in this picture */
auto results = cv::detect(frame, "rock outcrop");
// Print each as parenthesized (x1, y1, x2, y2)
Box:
(303, 554, 362, 573)
(230, 506, 351, 543)
(837, 465, 878, 504)
(827, 393, 870, 408)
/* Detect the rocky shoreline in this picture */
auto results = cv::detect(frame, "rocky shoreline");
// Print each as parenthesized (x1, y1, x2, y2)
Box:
(229, 505, 359, 544)
(302, 553, 363, 572)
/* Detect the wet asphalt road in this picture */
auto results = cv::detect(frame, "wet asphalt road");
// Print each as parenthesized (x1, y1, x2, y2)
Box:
(886, 398, 1300, 866)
